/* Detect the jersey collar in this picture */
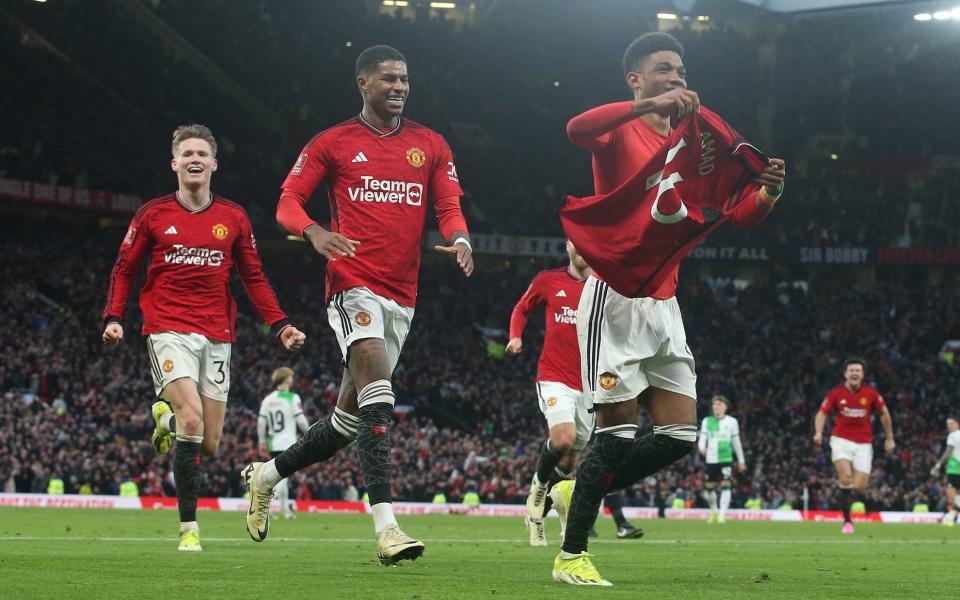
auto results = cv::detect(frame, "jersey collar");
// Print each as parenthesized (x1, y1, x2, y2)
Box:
(174, 191, 214, 214)
(357, 113, 403, 138)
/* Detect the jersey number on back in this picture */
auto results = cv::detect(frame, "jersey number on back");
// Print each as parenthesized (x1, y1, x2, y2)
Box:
(267, 410, 285, 433)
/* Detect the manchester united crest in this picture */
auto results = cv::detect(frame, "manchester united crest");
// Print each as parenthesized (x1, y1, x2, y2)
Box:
(163, 359, 174, 373)
(212, 223, 229, 240)
(859, 397, 868, 406)
(599, 372, 619, 391)
(546, 397, 558, 407)
(355, 311, 372, 327)
(406, 147, 426, 168)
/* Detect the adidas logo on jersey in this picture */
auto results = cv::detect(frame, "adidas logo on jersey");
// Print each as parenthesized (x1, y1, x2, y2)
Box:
(351, 152, 369, 163)
(555, 290, 567, 297)
(164, 226, 178, 235)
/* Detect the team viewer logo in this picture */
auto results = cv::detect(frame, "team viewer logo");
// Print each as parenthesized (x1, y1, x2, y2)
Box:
(406, 147, 425, 168)
(355, 312, 372, 326)
(599, 372, 619, 391)
(162, 360, 174, 373)
(212, 224, 229, 240)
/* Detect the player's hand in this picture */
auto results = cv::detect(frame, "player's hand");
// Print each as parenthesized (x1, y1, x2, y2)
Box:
(753, 158, 786, 195)
(930, 466, 941, 477)
(305, 226, 359, 262)
(434, 240, 474, 277)
(738, 463, 747, 474)
(644, 88, 700, 121)
(258, 442, 269, 458)
(102, 322, 124, 346)
(505, 337, 523, 356)
(884, 438, 896, 454)
(279, 326, 306, 351)
(813, 433, 823, 447)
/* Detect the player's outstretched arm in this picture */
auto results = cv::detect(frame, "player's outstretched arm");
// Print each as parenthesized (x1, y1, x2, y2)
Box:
(730, 159, 787, 229)
(880, 406, 895, 453)
(813, 410, 827, 446)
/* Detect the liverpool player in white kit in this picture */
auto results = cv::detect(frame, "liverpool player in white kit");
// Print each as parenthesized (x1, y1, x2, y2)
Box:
(698, 395, 745, 523)
(931, 417, 960, 526)
(509, 242, 642, 545)
(102, 124, 305, 551)
(814, 358, 895, 534)
(258, 367, 310, 519)
(242, 46, 472, 565)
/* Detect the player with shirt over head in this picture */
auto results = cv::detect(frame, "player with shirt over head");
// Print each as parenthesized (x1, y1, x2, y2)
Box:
(930, 417, 960, 526)
(698, 395, 746, 523)
(258, 367, 310, 519)
(102, 124, 305, 552)
(814, 357, 895, 534)
(551, 32, 786, 586)
(508, 241, 643, 546)
(241, 45, 472, 565)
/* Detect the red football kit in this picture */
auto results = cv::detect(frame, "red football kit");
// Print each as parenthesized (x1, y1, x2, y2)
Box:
(562, 102, 771, 299)
(276, 115, 468, 307)
(509, 267, 585, 391)
(819, 383, 886, 444)
(103, 193, 288, 343)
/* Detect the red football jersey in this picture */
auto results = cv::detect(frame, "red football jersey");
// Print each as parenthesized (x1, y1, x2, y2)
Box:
(563, 104, 770, 299)
(509, 267, 585, 391)
(820, 383, 887, 444)
(103, 194, 288, 343)
(279, 116, 464, 307)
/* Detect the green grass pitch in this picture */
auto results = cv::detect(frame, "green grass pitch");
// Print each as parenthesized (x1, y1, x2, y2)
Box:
(1, 508, 955, 599)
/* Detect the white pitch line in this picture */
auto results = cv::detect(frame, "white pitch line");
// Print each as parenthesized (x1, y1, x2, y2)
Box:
(0, 536, 956, 545)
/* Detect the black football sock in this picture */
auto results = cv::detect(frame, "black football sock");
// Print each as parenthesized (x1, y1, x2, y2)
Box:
(275, 408, 358, 477)
(173, 435, 202, 523)
(536, 440, 567, 483)
(356, 381, 396, 506)
(561, 425, 636, 555)
(839, 487, 853, 523)
(604, 492, 629, 527)
(607, 425, 697, 492)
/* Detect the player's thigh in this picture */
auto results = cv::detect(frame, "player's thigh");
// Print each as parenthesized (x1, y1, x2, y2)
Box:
(580, 279, 649, 406)
(379, 295, 414, 375)
(199, 395, 227, 454)
(347, 337, 391, 389)
(163, 376, 203, 426)
(851, 442, 873, 480)
(832, 453, 855, 484)
(643, 386, 697, 427)
(852, 469, 870, 491)
(197, 338, 230, 402)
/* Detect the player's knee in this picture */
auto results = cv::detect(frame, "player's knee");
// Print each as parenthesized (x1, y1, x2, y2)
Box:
(177, 413, 203, 435)
(550, 429, 577, 453)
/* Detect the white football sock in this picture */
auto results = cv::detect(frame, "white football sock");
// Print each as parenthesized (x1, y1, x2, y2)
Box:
(259, 459, 282, 488)
(706, 490, 718, 511)
(719, 489, 731, 516)
(371, 502, 398, 534)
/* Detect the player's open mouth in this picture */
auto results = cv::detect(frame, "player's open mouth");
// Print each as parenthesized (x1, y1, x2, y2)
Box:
(387, 96, 404, 107)
(187, 165, 204, 174)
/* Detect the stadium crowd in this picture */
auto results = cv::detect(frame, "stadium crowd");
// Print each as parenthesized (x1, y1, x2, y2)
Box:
(1, 224, 957, 513)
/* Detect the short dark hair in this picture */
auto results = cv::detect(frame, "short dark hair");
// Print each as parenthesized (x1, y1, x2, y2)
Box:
(711, 394, 730, 407)
(843, 357, 867, 371)
(356, 45, 406, 78)
(622, 32, 684, 76)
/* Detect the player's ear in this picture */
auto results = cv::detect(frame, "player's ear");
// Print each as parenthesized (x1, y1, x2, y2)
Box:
(211, 159, 218, 173)
(626, 71, 642, 90)
(170, 158, 178, 173)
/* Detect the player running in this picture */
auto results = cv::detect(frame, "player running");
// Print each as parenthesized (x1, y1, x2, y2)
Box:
(930, 417, 960, 526)
(509, 241, 643, 546)
(241, 45, 471, 565)
(698, 395, 746, 523)
(551, 32, 786, 586)
(258, 367, 310, 519)
(814, 357, 895, 534)
(102, 124, 305, 552)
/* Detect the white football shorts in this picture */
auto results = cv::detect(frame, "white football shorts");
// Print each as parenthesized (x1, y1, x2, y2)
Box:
(577, 275, 697, 404)
(146, 331, 231, 402)
(327, 286, 414, 373)
(830, 435, 873, 474)
(536, 381, 595, 451)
